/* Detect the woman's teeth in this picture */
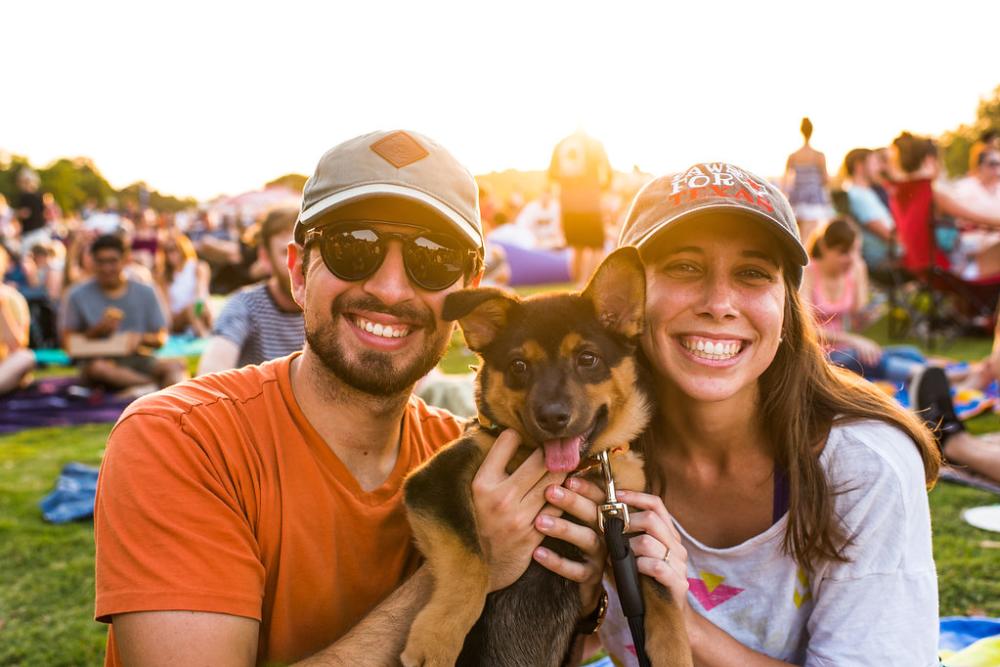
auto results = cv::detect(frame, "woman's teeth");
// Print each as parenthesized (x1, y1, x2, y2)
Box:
(353, 317, 410, 339)
(682, 338, 742, 360)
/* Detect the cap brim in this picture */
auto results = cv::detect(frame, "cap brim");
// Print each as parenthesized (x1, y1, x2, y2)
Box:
(296, 183, 482, 248)
(630, 205, 809, 267)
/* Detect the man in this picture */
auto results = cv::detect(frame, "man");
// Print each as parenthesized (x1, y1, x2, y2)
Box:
(197, 207, 304, 375)
(549, 129, 612, 285)
(94, 130, 605, 665)
(61, 234, 186, 391)
(944, 147, 1000, 278)
(13, 168, 49, 250)
(844, 147, 900, 276)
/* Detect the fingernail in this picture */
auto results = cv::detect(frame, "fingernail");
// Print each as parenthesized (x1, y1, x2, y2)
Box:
(566, 478, 579, 491)
(535, 546, 550, 559)
(549, 486, 564, 500)
(537, 515, 553, 529)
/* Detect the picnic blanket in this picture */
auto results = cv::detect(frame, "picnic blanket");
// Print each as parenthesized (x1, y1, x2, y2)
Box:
(940, 617, 1000, 666)
(0, 377, 133, 434)
(33, 334, 208, 367)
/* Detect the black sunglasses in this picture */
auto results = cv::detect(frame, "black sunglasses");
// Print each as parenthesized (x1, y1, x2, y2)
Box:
(305, 223, 479, 291)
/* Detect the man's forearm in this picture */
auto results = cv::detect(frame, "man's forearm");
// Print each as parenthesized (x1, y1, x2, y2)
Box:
(295, 566, 433, 666)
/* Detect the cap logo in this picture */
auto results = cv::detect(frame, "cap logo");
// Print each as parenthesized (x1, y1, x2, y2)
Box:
(370, 131, 431, 169)
(668, 163, 774, 213)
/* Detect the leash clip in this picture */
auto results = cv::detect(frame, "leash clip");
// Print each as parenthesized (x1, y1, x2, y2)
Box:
(596, 449, 630, 533)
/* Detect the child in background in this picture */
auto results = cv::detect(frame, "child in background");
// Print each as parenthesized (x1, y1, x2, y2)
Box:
(802, 218, 930, 382)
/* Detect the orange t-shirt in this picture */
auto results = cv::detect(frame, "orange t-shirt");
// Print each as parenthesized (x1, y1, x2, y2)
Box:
(94, 353, 464, 665)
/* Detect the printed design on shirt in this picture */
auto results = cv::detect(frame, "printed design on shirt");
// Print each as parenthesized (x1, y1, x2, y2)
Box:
(793, 566, 812, 608)
(687, 570, 744, 611)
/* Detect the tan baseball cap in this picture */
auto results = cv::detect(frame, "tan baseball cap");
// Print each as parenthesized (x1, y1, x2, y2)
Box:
(618, 162, 808, 285)
(294, 130, 483, 250)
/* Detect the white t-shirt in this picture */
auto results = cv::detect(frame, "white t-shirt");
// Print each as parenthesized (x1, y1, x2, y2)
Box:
(944, 176, 1000, 278)
(515, 198, 563, 248)
(599, 420, 938, 666)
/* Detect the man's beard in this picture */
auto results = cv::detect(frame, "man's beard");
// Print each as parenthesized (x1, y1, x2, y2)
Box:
(306, 292, 450, 397)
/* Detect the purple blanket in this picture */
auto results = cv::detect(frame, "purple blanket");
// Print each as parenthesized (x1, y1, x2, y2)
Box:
(0, 377, 132, 434)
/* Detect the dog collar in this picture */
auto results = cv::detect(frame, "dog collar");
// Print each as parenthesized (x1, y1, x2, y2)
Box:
(575, 446, 629, 475)
(476, 412, 505, 438)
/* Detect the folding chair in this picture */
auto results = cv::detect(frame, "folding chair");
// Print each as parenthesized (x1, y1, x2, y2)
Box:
(829, 189, 914, 340)
(890, 178, 1000, 348)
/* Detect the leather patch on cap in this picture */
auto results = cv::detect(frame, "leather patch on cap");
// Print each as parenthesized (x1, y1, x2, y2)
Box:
(370, 131, 430, 169)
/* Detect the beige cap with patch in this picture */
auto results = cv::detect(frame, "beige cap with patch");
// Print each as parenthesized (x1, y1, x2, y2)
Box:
(294, 130, 483, 251)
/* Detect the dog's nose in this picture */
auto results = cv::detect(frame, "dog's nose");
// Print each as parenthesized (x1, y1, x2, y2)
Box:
(535, 402, 571, 434)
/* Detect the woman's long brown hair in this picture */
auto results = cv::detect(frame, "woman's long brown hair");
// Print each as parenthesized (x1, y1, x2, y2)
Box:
(638, 267, 940, 570)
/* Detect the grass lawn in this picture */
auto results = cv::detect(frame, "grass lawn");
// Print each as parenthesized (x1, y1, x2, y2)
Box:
(2, 308, 1000, 664)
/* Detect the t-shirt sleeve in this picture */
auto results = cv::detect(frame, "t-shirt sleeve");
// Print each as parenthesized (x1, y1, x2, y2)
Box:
(94, 410, 265, 622)
(62, 289, 83, 332)
(145, 285, 167, 331)
(804, 425, 938, 666)
(847, 189, 887, 227)
(212, 292, 252, 348)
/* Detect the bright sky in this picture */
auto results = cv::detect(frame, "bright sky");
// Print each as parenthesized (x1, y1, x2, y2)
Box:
(5, 0, 999, 201)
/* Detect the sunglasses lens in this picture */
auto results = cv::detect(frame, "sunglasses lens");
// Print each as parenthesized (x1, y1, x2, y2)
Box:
(320, 228, 384, 281)
(404, 234, 466, 290)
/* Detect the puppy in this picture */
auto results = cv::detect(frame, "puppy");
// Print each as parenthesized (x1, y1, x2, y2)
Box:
(401, 247, 691, 666)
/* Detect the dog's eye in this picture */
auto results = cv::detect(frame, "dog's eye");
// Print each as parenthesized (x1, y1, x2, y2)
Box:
(509, 359, 528, 375)
(577, 352, 600, 368)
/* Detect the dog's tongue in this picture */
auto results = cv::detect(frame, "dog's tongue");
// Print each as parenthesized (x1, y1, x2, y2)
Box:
(543, 436, 583, 472)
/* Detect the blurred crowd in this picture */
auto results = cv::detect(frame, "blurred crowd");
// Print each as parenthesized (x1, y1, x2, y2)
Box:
(3, 124, 1000, 410)
(0, 173, 304, 397)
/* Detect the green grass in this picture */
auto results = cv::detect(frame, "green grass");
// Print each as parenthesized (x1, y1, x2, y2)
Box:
(2, 306, 1000, 664)
(0, 424, 109, 666)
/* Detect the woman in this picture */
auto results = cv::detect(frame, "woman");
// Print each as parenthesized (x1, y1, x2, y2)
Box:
(0, 245, 35, 394)
(801, 217, 934, 383)
(159, 231, 211, 336)
(596, 163, 940, 665)
(783, 117, 832, 245)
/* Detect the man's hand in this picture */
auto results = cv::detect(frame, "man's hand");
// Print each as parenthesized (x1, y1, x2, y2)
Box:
(471, 429, 566, 592)
(87, 312, 122, 339)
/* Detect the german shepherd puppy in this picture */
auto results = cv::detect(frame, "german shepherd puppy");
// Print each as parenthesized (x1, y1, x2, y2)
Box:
(401, 247, 691, 667)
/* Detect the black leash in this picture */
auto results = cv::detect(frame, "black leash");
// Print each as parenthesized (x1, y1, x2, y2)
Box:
(597, 450, 651, 667)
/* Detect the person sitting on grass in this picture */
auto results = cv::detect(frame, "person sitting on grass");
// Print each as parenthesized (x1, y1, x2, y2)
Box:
(802, 217, 940, 383)
(61, 234, 187, 393)
(196, 207, 303, 375)
(803, 219, 1000, 483)
(158, 230, 212, 337)
(0, 245, 35, 394)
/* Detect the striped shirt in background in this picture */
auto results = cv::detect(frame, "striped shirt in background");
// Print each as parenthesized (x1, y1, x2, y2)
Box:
(213, 283, 304, 368)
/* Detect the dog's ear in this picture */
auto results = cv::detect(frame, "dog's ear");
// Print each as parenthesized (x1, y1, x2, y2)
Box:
(582, 246, 645, 339)
(443, 287, 519, 351)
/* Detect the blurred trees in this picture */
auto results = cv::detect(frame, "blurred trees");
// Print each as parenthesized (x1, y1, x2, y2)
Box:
(0, 154, 193, 214)
(940, 84, 1000, 177)
(265, 173, 308, 192)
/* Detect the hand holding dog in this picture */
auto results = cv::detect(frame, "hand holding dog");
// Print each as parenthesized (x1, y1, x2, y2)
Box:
(472, 428, 567, 592)
(617, 489, 691, 617)
(535, 476, 608, 614)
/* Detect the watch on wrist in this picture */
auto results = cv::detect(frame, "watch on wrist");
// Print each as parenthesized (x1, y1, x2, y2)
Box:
(575, 589, 609, 635)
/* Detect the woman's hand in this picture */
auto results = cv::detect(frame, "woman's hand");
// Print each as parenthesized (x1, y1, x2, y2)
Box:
(616, 489, 690, 612)
(471, 429, 567, 592)
(533, 476, 608, 613)
(849, 334, 883, 366)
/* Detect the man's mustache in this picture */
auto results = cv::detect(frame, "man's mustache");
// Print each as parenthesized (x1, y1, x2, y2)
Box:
(330, 294, 435, 330)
